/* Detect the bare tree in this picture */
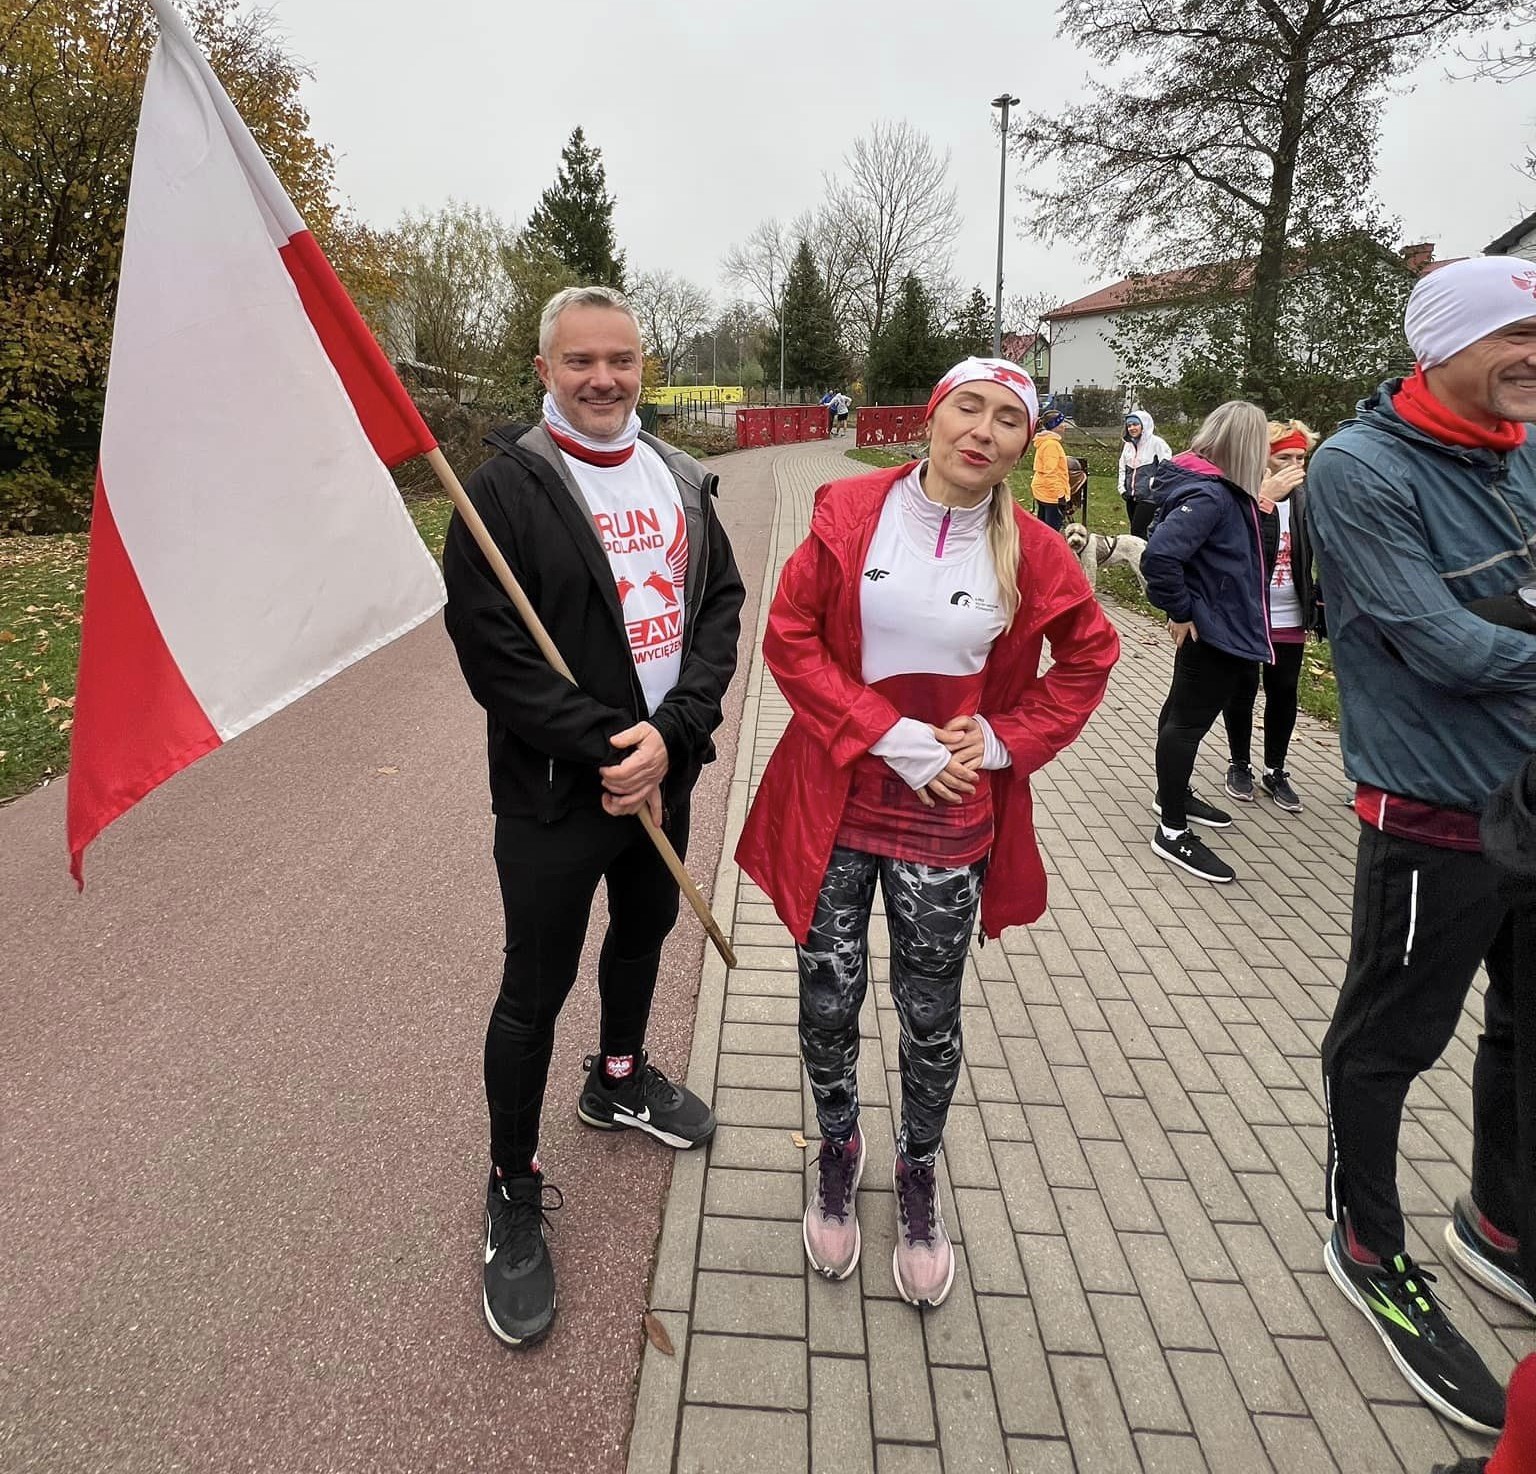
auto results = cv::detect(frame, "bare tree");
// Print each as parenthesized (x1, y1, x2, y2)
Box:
(829, 121, 961, 347)
(629, 270, 714, 385)
(1457, 4, 1536, 80)
(1457, 5, 1536, 179)
(791, 203, 867, 348)
(721, 218, 793, 329)
(389, 202, 515, 402)
(1015, 0, 1508, 393)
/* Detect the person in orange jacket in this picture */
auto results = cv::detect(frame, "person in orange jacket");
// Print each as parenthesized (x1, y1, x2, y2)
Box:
(1030, 406, 1071, 531)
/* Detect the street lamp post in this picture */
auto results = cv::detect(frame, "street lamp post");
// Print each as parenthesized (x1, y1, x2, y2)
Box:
(778, 290, 786, 404)
(991, 92, 1019, 359)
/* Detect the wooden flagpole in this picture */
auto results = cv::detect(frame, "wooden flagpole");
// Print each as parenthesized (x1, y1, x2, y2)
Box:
(423, 447, 737, 970)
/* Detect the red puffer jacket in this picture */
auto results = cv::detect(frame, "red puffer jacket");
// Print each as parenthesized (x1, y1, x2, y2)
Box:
(736, 463, 1120, 942)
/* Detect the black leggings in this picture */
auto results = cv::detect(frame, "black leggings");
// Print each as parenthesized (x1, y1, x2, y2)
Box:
(485, 805, 688, 1172)
(1155, 638, 1261, 828)
(1223, 640, 1305, 770)
(1130, 500, 1158, 539)
(798, 846, 986, 1164)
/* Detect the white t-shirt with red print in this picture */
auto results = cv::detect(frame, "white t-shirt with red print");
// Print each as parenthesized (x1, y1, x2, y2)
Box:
(1268, 499, 1303, 630)
(565, 444, 688, 715)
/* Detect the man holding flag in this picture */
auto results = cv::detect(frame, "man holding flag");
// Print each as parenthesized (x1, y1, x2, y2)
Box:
(443, 286, 745, 1348)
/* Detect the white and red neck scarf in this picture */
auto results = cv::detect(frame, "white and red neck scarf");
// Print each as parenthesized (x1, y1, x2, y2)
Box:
(542, 392, 643, 467)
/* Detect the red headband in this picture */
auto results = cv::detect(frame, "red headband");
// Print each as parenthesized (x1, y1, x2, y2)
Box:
(1270, 430, 1310, 455)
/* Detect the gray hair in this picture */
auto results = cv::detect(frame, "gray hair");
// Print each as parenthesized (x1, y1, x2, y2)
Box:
(1188, 400, 1270, 498)
(538, 285, 640, 358)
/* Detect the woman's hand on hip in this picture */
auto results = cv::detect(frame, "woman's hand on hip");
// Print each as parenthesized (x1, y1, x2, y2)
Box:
(1169, 620, 1197, 648)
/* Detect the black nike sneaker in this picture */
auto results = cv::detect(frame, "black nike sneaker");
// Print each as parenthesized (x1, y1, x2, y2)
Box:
(1324, 1224, 1506, 1434)
(1445, 1194, 1536, 1316)
(576, 1053, 717, 1148)
(483, 1168, 561, 1348)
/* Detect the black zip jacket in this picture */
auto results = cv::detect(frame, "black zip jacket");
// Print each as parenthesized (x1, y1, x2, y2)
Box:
(442, 422, 745, 822)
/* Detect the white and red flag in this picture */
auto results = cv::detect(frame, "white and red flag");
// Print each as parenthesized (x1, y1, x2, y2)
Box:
(67, 0, 445, 883)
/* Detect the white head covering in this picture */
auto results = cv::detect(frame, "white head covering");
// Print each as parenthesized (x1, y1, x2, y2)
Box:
(1405, 256, 1536, 369)
(925, 357, 1040, 431)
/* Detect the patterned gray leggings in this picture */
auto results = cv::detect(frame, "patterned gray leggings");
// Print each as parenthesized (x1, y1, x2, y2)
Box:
(797, 846, 987, 1164)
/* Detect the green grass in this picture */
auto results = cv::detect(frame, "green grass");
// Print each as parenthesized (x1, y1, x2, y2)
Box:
(844, 440, 1339, 726)
(0, 497, 456, 806)
(407, 496, 453, 560)
(0, 532, 87, 802)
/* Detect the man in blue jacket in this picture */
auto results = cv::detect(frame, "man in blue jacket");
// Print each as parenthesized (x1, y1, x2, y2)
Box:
(1308, 256, 1536, 1436)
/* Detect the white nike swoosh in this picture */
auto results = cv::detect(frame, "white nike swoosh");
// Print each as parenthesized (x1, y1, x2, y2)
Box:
(484, 1214, 496, 1265)
(617, 1104, 651, 1124)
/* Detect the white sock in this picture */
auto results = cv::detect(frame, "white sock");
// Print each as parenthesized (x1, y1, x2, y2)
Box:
(1160, 824, 1188, 842)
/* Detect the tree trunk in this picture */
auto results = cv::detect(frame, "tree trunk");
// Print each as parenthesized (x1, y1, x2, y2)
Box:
(1246, 22, 1315, 397)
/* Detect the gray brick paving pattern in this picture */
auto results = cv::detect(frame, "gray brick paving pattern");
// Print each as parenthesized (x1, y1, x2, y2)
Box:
(626, 440, 1532, 1473)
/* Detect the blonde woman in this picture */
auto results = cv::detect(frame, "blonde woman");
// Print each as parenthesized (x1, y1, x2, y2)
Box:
(736, 358, 1119, 1307)
(1142, 401, 1305, 883)
(1223, 420, 1322, 813)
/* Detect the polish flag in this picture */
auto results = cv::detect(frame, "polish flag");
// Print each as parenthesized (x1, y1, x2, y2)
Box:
(67, 1, 446, 883)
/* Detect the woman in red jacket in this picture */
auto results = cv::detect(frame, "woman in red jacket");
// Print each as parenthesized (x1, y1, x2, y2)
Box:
(736, 358, 1119, 1308)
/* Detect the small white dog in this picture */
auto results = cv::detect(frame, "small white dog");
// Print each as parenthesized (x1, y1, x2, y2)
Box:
(1063, 522, 1149, 597)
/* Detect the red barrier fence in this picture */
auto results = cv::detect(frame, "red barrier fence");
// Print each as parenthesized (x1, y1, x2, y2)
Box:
(734, 405, 830, 449)
(855, 405, 926, 448)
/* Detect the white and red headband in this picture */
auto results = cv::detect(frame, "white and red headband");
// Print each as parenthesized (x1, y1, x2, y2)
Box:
(925, 357, 1040, 431)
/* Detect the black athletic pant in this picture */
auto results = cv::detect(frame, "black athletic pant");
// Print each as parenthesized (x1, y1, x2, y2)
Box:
(1155, 639, 1260, 828)
(485, 804, 688, 1173)
(1130, 500, 1158, 539)
(1322, 825, 1533, 1260)
(1036, 502, 1066, 532)
(1222, 640, 1305, 771)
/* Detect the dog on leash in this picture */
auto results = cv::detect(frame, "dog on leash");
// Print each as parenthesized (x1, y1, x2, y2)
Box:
(1063, 522, 1149, 597)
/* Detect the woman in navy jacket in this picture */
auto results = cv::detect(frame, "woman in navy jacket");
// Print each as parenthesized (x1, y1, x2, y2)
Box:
(1142, 401, 1305, 883)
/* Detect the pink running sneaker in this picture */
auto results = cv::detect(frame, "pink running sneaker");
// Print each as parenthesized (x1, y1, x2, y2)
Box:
(803, 1129, 864, 1280)
(892, 1154, 955, 1307)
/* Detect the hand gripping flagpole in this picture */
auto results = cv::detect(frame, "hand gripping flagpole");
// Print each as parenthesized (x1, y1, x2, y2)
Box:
(423, 447, 738, 970)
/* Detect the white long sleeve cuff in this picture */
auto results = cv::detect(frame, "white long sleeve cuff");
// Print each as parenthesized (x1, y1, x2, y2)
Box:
(974, 715, 1012, 771)
(871, 717, 952, 790)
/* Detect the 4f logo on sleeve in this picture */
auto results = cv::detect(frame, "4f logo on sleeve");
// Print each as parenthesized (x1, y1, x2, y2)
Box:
(864, 567, 891, 581)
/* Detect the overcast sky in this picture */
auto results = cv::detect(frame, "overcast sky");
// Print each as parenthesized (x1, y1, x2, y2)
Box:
(266, 0, 1532, 315)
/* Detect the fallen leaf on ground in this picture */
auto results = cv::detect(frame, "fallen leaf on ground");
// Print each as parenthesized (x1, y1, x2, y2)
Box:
(642, 1311, 675, 1356)
(0, 631, 14, 643)
(375, 765, 400, 775)
(791, 1131, 808, 1148)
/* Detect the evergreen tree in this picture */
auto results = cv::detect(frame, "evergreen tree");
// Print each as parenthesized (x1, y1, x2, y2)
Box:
(951, 286, 994, 359)
(866, 275, 950, 401)
(781, 239, 843, 393)
(523, 127, 626, 288)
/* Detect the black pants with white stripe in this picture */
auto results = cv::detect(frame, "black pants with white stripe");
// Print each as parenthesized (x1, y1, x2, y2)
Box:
(1322, 823, 1533, 1261)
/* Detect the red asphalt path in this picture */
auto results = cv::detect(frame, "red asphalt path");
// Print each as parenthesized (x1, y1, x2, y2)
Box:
(0, 444, 780, 1474)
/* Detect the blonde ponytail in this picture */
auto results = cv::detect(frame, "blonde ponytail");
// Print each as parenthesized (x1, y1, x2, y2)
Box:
(988, 484, 1021, 630)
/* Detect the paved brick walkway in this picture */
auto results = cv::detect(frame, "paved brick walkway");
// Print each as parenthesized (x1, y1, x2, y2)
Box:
(626, 440, 1531, 1474)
